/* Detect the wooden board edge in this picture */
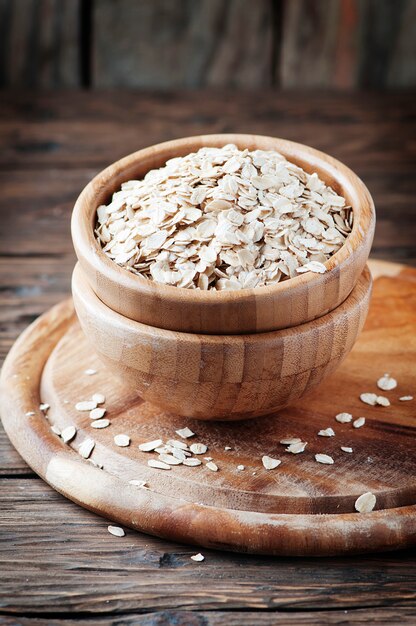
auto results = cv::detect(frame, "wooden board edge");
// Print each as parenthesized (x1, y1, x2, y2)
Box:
(1, 290, 416, 557)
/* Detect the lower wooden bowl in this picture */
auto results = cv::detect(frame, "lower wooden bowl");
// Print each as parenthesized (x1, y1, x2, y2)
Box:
(72, 263, 372, 421)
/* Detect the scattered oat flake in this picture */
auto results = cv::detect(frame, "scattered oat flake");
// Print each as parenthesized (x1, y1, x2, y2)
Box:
(190, 553, 204, 562)
(84, 369, 97, 375)
(237, 465, 245, 471)
(183, 457, 202, 467)
(76, 400, 97, 412)
(353, 417, 366, 429)
(139, 439, 163, 452)
(175, 427, 195, 439)
(335, 412, 353, 423)
(399, 395, 413, 401)
(360, 393, 378, 406)
(318, 428, 335, 437)
(315, 453, 334, 465)
(262, 455, 281, 470)
(206, 461, 218, 472)
(224, 446, 232, 451)
(148, 459, 171, 470)
(107, 525, 125, 537)
(377, 374, 397, 391)
(171, 448, 187, 461)
(129, 480, 148, 488)
(158, 453, 182, 465)
(92, 393, 106, 404)
(51, 425, 61, 436)
(90, 407, 106, 420)
(279, 437, 302, 445)
(190, 443, 207, 455)
(355, 492, 376, 513)
(376, 395, 390, 407)
(91, 418, 110, 429)
(286, 441, 307, 454)
(341, 446, 353, 453)
(25, 411, 35, 417)
(39, 403, 50, 412)
(61, 425, 76, 443)
(79, 438, 95, 459)
(114, 434, 130, 447)
(166, 439, 189, 450)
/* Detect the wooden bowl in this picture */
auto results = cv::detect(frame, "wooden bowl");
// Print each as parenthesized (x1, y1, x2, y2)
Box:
(72, 263, 372, 421)
(71, 134, 375, 335)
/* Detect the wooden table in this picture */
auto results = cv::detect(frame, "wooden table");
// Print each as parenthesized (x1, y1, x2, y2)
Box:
(1, 91, 416, 625)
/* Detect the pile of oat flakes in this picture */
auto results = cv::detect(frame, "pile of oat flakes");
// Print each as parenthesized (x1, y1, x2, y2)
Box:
(96, 144, 353, 290)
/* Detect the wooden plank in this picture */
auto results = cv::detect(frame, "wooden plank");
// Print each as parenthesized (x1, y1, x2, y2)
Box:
(0, 424, 31, 476)
(357, 0, 411, 88)
(0, 0, 81, 88)
(92, 0, 274, 88)
(387, 0, 416, 87)
(0, 91, 415, 172)
(0, 255, 74, 364)
(1, 607, 416, 625)
(280, 0, 342, 87)
(0, 479, 415, 613)
(0, 169, 90, 255)
(279, 0, 416, 88)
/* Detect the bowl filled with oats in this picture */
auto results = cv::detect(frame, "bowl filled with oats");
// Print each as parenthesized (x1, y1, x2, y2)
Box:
(71, 134, 374, 419)
(72, 134, 374, 334)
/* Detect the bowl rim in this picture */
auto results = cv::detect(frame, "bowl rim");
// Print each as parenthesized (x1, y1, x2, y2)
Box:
(72, 262, 372, 344)
(71, 133, 375, 305)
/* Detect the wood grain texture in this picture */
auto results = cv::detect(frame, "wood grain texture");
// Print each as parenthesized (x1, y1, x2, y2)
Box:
(2, 608, 416, 625)
(357, 0, 410, 89)
(0, 93, 415, 622)
(0, 0, 81, 88)
(0, 479, 416, 615)
(92, 0, 274, 88)
(0, 423, 30, 475)
(1, 0, 415, 89)
(72, 263, 371, 419)
(388, 0, 416, 86)
(71, 134, 375, 334)
(280, 0, 342, 88)
(279, 0, 416, 89)
(1, 262, 415, 556)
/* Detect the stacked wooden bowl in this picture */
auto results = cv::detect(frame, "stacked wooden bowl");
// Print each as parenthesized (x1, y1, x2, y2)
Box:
(71, 134, 375, 420)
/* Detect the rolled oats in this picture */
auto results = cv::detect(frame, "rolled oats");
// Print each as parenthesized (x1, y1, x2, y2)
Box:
(96, 145, 351, 290)
(318, 428, 335, 437)
(262, 455, 281, 470)
(335, 412, 353, 423)
(315, 453, 334, 465)
(354, 492, 376, 513)
(377, 374, 397, 391)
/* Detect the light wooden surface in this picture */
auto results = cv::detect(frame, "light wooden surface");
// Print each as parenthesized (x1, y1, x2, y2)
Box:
(1, 260, 415, 557)
(72, 134, 375, 334)
(1, 92, 415, 624)
(72, 263, 372, 420)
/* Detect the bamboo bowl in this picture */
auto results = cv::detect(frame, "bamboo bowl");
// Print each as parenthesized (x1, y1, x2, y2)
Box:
(72, 263, 372, 421)
(71, 134, 375, 335)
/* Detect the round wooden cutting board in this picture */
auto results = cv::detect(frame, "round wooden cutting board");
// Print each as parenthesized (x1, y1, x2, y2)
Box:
(1, 260, 415, 556)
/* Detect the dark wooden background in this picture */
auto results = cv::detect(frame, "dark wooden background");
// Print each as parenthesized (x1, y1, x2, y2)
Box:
(1, 0, 416, 89)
